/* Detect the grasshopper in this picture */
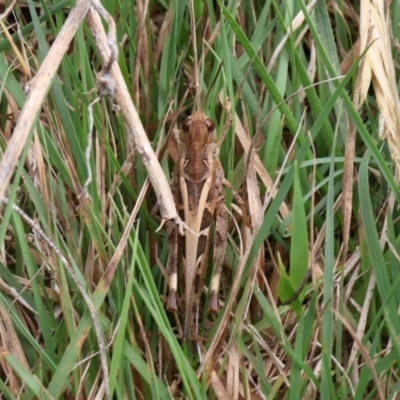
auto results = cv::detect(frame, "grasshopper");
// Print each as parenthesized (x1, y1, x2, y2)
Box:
(162, 0, 230, 340)
(165, 109, 228, 340)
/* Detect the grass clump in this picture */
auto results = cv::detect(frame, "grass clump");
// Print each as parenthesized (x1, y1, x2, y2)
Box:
(0, 1, 400, 399)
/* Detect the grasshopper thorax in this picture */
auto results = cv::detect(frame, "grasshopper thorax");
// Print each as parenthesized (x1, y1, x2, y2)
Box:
(179, 111, 217, 183)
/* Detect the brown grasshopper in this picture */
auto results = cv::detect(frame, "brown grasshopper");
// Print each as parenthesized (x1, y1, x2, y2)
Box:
(165, 109, 227, 340)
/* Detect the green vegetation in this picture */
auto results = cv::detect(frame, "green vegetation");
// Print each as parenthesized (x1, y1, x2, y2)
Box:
(0, 0, 399, 398)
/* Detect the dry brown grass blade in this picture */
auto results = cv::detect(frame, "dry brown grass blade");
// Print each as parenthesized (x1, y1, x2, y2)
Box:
(241, 132, 266, 321)
(299, 38, 316, 104)
(347, 272, 375, 369)
(226, 342, 239, 400)
(3, 89, 19, 142)
(307, 131, 323, 283)
(342, 122, 356, 261)
(245, 135, 264, 227)
(0, 18, 31, 79)
(97, 119, 107, 227)
(210, 370, 231, 400)
(133, 0, 150, 109)
(227, 103, 290, 221)
(0, 302, 30, 395)
(340, 38, 360, 76)
(32, 130, 49, 217)
(0, 277, 37, 314)
(0, 0, 92, 200)
(0, 352, 19, 396)
(25, 127, 52, 268)
(247, 324, 290, 388)
(154, 10, 174, 64)
(334, 309, 385, 400)
(342, 14, 372, 261)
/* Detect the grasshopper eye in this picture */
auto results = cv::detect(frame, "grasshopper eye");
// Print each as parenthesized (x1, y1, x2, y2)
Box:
(181, 117, 192, 132)
(205, 118, 215, 132)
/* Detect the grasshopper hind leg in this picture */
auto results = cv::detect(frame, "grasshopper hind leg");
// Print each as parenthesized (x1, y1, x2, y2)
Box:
(209, 201, 227, 313)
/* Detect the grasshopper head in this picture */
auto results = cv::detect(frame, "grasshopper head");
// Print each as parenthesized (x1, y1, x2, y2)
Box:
(180, 111, 216, 147)
(179, 111, 217, 182)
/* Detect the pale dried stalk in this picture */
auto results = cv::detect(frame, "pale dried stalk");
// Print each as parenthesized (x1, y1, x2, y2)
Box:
(359, 0, 400, 178)
(85, 8, 182, 229)
(0, 0, 18, 21)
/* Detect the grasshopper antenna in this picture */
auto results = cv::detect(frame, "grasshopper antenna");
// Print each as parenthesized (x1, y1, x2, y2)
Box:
(188, 0, 201, 111)
(182, 66, 196, 105)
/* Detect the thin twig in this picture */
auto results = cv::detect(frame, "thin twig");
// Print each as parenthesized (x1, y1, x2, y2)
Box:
(0, 0, 18, 21)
